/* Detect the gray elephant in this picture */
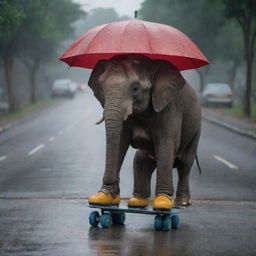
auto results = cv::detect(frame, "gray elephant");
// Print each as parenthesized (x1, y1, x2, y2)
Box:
(88, 54, 201, 209)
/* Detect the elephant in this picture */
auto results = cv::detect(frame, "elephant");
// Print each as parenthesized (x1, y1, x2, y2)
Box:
(87, 54, 201, 209)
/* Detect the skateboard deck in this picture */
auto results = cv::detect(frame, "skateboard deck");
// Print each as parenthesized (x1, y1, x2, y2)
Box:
(88, 204, 181, 231)
(88, 204, 180, 215)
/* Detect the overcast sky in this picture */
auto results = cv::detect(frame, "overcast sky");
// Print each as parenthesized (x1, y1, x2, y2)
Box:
(73, 0, 144, 17)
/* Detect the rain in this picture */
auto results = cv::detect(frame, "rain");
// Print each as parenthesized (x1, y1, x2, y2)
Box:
(0, 1, 255, 255)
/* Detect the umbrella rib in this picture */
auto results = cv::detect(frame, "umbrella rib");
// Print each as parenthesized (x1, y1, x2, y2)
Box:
(140, 21, 153, 54)
(119, 20, 133, 53)
(83, 24, 109, 54)
(69, 25, 110, 67)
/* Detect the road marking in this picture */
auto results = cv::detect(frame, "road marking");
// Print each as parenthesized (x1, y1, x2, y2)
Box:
(59, 130, 64, 135)
(213, 155, 238, 169)
(49, 136, 55, 142)
(28, 144, 45, 156)
(0, 156, 7, 162)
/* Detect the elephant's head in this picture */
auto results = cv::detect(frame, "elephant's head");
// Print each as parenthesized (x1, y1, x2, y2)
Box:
(89, 54, 186, 120)
(88, 54, 185, 187)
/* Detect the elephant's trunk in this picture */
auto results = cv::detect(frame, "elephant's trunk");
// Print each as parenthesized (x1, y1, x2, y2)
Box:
(102, 93, 123, 193)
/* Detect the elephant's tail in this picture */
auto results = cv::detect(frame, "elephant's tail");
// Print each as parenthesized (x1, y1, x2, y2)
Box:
(195, 155, 202, 175)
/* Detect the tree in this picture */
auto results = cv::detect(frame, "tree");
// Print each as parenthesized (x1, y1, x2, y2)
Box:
(222, 0, 256, 116)
(0, 0, 25, 111)
(216, 21, 243, 89)
(17, 0, 85, 103)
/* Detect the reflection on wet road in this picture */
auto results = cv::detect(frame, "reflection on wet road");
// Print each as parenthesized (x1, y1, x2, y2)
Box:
(0, 93, 256, 255)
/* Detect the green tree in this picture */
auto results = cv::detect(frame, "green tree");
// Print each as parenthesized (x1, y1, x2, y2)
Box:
(222, 0, 256, 116)
(17, 0, 85, 103)
(216, 21, 243, 89)
(0, 0, 25, 111)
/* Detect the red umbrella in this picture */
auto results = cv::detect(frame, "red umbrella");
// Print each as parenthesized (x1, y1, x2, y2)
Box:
(60, 19, 209, 70)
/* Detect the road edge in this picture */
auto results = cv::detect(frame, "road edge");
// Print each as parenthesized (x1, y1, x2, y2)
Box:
(0, 100, 65, 135)
(203, 115, 256, 140)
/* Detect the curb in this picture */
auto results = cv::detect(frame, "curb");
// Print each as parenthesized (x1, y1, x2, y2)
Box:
(203, 115, 256, 140)
(0, 100, 65, 135)
(0, 113, 41, 135)
(0, 122, 17, 134)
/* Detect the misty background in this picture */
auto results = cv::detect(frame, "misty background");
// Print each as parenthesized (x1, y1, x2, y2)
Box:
(0, 0, 255, 117)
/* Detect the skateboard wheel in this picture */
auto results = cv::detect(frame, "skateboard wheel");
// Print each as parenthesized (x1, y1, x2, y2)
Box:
(163, 215, 172, 231)
(154, 215, 163, 230)
(101, 213, 113, 228)
(171, 215, 179, 229)
(89, 211, 100, 227)
(112, 213, 126, 225)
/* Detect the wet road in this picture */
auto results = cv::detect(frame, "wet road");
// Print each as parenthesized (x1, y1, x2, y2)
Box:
(0, 92, 256, 255)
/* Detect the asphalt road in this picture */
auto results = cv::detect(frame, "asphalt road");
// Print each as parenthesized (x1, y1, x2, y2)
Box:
(0, 92, 255, 256)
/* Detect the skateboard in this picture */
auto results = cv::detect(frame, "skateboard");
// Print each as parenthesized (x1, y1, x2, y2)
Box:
(88, 204, 180, 231)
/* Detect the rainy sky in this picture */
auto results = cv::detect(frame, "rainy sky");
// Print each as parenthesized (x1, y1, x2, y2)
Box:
(73, 0, 144, 16)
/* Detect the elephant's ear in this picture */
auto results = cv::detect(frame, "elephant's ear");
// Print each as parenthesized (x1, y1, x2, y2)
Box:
(152, 60, 186, 112)
(88, 60, 106, 107)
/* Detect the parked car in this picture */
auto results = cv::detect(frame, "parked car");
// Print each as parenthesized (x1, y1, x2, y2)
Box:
(52, 79, 76, 99)
(200, 83, 233, 108)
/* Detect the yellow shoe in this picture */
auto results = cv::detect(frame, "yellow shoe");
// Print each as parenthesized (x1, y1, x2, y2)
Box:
(153, 194, 175, 210)
(88, 192, 120, 206)
(127, 196, 149, 208)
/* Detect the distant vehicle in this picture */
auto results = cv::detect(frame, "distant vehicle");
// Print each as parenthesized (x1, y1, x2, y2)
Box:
(200, 83, 233, 108)
(52, 79, 76, 99)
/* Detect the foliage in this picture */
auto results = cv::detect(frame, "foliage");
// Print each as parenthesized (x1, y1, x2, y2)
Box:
(0, 0, 26, 111)
(222, 0, 256, 116)
(0, 0, 25, 43)
(16, 0, 85, 103)
(0, 0, 85, 109)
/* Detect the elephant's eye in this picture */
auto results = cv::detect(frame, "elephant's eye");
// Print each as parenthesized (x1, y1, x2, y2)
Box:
(131, 82, 140, 95)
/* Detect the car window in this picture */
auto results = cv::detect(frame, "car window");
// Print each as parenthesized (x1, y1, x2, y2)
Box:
(204, 83, 231, 94)
(54, 81, 70, 89)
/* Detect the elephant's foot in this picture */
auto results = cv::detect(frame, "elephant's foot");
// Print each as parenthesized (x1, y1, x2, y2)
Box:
(88, 192, 120, 206)
(175, 196, 192, 208)
(127, 196, 149, 208)
(153, 194, 175, 210)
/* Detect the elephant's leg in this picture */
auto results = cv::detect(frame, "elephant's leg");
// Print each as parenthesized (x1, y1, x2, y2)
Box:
(153, 141, 176, 210)
(155, 146, 175, 197)
(132, 150, 156, 198)
(176, 130, 200, 207)
(100, 125, 131, 196)
(175, 160, 193, 207)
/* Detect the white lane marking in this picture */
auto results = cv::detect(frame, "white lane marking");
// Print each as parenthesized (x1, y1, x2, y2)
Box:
(49, 136, 55, 142)
(213, 155, 238, 169)
(0, 156, 7, 162)
(59, 130, 64, 135)
(28, 144, 45, 156)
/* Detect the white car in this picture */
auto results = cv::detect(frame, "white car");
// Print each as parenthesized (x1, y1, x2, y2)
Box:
(52, 79, 76, 99)
(201, 83, 233, 108)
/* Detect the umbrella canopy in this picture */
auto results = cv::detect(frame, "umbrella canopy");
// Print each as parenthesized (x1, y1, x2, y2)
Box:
(60, 19, 209, 70)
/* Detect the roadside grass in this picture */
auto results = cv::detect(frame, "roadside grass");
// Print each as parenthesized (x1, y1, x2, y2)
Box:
(227, 102, 256, 121)
(0, 98, 58, 122)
